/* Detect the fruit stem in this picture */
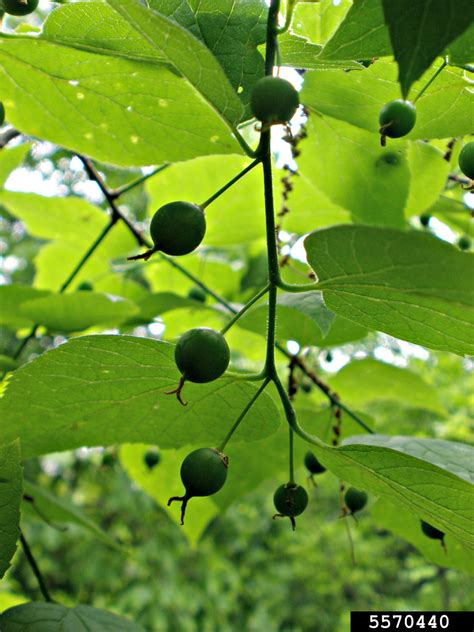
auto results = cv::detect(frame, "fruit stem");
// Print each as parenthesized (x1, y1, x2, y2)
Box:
(413, 57, 449, 104)
(109, 164, 170, 199)
(217, 377, 270, 451)
(276, 0, 297, 34)
(200, 158, 262, 210)
(220, 283, 271, 334)
(288, 426, 295, 484)
(276, 278, 320, 293)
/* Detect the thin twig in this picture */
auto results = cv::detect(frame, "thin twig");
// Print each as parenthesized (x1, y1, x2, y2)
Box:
(20, 532, 53, 602)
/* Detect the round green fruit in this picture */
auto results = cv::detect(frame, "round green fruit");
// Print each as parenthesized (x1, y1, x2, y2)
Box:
(458, 141, 474, 180)
(420, 520, 445, 542)
(0, 102, 4, 126)
(187, 286, 207, 303)
(175, 327, 230, 383)
(304, 451, 326, 475)
(419, 214, 431, 227)
(379, 100, 416, 138)
(273, 483, 308, 518)
(150, 201, 205, 256)
(180, 448, 228, 498)
(250, 76, 299, 125)
(144, 450, 160, 470)
(344, 487, 368, 514)
(458, 235, 471, 251)
(2, 0, 39, 16)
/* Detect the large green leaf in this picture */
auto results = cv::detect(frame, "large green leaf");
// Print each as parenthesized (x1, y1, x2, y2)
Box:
(381, 0, 474, 98)
(0, 441, 22, 580)
(301, 60, 474, 140)
(296, 117, 409, 227)
(0, 336, 281, 459)
(0, 603, 144, 631)
(343, 435, 474, 484)
(329, 359, 446, 416)
(0, 36, 241, 167)
(372, 499, 473, 575)
(405, 141, 450, 218)
(23, 481, 123, 551)
(317, 0, 391, 61)
(305, 225, 474, 356)
(20, 292, 139, 333)
(149, 0, 267, 115)
(291, 0, 352, 46)
(309, 438, 474, 547)
(105, 0, 243, 125)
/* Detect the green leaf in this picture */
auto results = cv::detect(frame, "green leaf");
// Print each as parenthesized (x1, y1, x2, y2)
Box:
(23, 481, 123, 551)
(275, 34, 362, 70)
(0, 336, 281, 459)
(0, 440, 22, 580)
(427, 195, 473, 237)
(446, 23, 474, 66)
(0, 36, 241, 167)
(405, 141, 450, 218)
(301, 60, 474, 140)
(305, 225, 474, 356)
(0, 603, 144, 631)
(310, 439, 474, 548)
(372, 499, 474, 575)
(239, 291, 335, 347)
(381, 0, 474, 98)
(105, 0, 243, 126)
(329, 359, 446, 417)
(134, 292, 212, 324)
(120, 444, 218, 545)
(0, 285, 50, 329)
(0, 356, 17, 372)
(149, 0, 267, 116)
(343, 435, 474, 483)
(296, 117, 409, 227)
(317, 0, 391, 61)
(0, 143, 31, 187)
(146, 155, 265, 246)
(20, 292, 139, 333)
(291, 0, 352, 46)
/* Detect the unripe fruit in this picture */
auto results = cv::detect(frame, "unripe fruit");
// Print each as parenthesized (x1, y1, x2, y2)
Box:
(187, 286, 207, 303)
(458, 141, 474, 180)
(379, 100, 416, 138)
(2, 0, 38, 16)
(273, 482, 308, 530)
(420, 520, 445, 546)
(168, 447, 228, 524)
(419, 214, 431, 227)
(77, 281, 93, 291)
(0, 102, 4, 126)
(304, 451, 326, 475)
(175, 327, 230, 383)
(150, 201, 205, 256)
(250, 76, 299, 126)
(144, 450, 160, 470)
(344, 487, 367, 515)
(458, 235, 471, 251)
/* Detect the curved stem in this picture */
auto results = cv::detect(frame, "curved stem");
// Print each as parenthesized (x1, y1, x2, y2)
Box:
(276, 0, 296, 34)
(224, 370, 266, 381)
(200, 158, 261, 210)
(277, 278, 320, 293)
(217, 377, 270, 451)
(220, 283, 270, 335)
(231, 125, 259, 158)
(413, 57, 448, 104)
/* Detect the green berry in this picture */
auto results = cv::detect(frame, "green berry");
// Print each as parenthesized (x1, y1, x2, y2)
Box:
(420, 520, 445, 543)
(77, 281, 93, 291)
(0, 102, 4, 126)
(168, 447, 228, 524)
(273, 482, 308, 530)
(458, 235, 471, 251)
(187, 286, 207, 303)
(150, 201, 205, 256)
(419, 214, 431, 227)
(175, 327, 230, 383)
(250, 76, 299, 125)
(458, 141, 474, 180)
(344, 487, 367, 514)
(2, 0, 38, 16)
(379, 100, 416, 138)
(144, 450, 160, 470)
(304, 451, 326, 475)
